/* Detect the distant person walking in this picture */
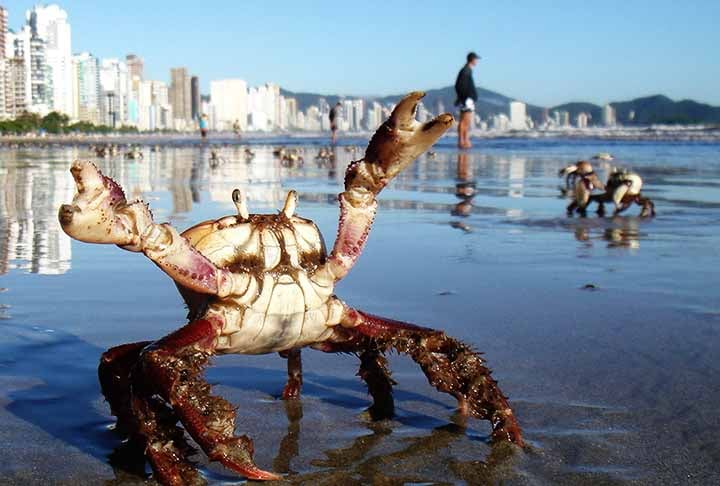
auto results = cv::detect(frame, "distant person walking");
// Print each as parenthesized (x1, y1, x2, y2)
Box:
(455, 52, 480, 149)
(329, 102, 341, 145)
(199, 114, 209, 141)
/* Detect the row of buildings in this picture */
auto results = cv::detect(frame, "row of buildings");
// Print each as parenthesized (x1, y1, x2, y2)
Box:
(0, 4, 624, 134)
(0, 3, 394, 133)
(483, 101, 619, 131)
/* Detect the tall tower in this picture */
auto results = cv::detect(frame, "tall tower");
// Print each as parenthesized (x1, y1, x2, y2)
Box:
(190, 75, 200, 120)
(125, 53, 143, 80)
(26, 4, 74, 116)
(169, 67, 191, 126)
(0, 6, 7, 61)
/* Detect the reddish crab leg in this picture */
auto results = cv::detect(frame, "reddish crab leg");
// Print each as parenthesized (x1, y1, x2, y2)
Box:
(100, 342, 205, 486)
(137, 317, 280, 481)
(331, 308, 524, 446)
(280, 348, 303, 400)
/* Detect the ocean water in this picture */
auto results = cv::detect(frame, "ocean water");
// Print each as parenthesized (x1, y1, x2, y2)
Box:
(1, 137, 719, 485)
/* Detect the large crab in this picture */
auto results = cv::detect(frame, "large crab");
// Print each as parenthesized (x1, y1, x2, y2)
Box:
(58, 92, 523, 485)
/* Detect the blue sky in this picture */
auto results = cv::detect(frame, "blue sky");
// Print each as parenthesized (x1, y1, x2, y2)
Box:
(4, 1, 719, 106)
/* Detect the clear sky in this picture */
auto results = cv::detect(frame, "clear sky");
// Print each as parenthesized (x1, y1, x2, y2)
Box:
(3, 1, 719, 106)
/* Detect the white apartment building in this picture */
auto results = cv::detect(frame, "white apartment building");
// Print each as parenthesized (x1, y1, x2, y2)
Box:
(27, 4, 74, 117)
(210, 78, 248, 131)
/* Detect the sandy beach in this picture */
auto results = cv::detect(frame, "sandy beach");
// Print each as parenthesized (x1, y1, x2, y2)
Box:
(1, 138, 719, 484)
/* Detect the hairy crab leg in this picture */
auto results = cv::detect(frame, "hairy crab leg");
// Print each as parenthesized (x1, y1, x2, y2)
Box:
(137, 317, 280, 481)
(58, 161, 244, 297)
(314, 92, 454, 283)
(636, 194, 655, 217)
(99, 342, 204, 485)
(327, 309, 524, 446)
(315, 338, 396, 420)
(279, 348, 303, 400)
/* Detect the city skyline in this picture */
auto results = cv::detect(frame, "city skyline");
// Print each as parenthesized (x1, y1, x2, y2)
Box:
(1, 1, 719, 106)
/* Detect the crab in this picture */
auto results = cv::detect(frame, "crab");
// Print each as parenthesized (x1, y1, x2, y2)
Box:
(58, 92, 523, 485)
(560, 160, 605, 216)
(591, 168, 655, 217)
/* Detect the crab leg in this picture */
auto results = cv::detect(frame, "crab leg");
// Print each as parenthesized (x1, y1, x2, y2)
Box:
(315, 92, 453, 283)
(280, 348, 303, 400)
(59, 161, 240, 297)
(327, 309, 523, 446)
(137, 317, 280, 481)
(99, 342, 204, 486)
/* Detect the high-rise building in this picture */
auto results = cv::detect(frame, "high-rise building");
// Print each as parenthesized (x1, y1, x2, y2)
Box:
(210, 78, 247, 131)
(366, 101, 383, 130)
(138, 79, 172, 131)
(27, 4, 74, 116)
(509, 101, 527, 130)
(190, 75, 200, 120)
(3, 57, 26, 117)
(72, 52, 101, 123)
(576, 112, 589, 129)
(99, 58, 129, 127)
(284, 97, 298, 129)
(602, 103, 616, 126)
(125, 54, 143, 126)
(0, 6, 7, 61)
(125, 54, 143, 80)
(169, 67, 191, 128)
(13, 25, 51, 114)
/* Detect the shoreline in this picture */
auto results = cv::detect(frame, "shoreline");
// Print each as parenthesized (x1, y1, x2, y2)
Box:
(1, 124, 719, 147)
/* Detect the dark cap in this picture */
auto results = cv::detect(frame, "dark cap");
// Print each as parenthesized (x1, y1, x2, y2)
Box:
(467, 51, 481, 63)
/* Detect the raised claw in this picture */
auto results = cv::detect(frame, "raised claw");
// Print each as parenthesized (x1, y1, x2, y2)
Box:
(346, 92, 454, 196)
(59, 160, 146, 246)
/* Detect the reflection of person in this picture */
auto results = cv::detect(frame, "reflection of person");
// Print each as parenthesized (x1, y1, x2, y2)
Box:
(452, 152, 476, 219)
(454, 52, 480, 149)
(329, 102, 341, 144)
(199, 114, 209, 140)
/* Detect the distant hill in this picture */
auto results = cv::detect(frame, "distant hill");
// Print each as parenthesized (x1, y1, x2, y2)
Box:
(611, 95, 720, 125)
(281, 87, 720, 126)
(281, 85, 543, 121)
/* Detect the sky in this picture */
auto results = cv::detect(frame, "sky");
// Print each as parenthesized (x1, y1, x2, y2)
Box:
(3, 1, 719, 107)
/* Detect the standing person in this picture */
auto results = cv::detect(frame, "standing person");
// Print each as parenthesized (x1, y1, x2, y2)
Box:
(329, 102, 341, 145)
(232, 119, 242, 138)
(455, 52, 480, 149)
(199, 114, 209, 141)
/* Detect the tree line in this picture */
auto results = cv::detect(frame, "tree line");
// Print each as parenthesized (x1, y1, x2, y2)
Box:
(0, 112, 139, 135)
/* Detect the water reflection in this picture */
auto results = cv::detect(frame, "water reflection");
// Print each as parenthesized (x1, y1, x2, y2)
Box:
(0, 155, 73, 275)
(570, 217, 642, 249)
(0, 144, 681, 275)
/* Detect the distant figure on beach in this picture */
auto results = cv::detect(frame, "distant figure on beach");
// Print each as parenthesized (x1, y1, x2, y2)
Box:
(329, 102, 341, 144)
(199, 114, 209, 141)
(233, 119, 242, 138)
(455, 52, 480, 149)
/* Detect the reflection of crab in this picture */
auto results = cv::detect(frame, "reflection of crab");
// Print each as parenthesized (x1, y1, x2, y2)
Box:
(58, 92, 522, 485)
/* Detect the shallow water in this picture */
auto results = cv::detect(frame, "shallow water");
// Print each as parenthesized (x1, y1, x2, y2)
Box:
(1, 138, 719, 485)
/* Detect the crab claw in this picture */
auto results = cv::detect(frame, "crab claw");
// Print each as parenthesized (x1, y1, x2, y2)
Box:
(346, 91, 454, 195)
(58, 160, 152, 249)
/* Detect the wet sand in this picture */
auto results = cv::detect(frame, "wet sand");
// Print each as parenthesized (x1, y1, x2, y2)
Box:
(1, 139, 719, 484)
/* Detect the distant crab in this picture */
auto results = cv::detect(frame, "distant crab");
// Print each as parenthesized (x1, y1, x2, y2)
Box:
(58, 92, 522, 485)
(592, 168, 655, 217)
(560, 160, 605, 216)
(561, 161, 655, 217)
